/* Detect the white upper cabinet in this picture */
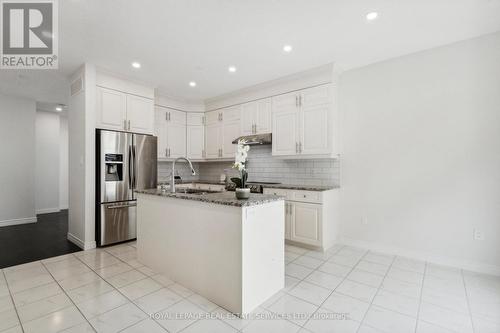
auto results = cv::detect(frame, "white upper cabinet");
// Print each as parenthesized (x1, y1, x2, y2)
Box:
(186, 113, 205, 160)
(96, 87, 127, 131)
(241, 102, 256, 136)
(95, 73, 155, 135)
(300, 85, 331, 155)
(241, 98, 271, 135)
(222, 105, 241, 158)
(272, 84, 334, 157)
(204, 107, 241, 159)
(205, 122, 222, 159)
(256, 98, 272, 133)
(272, 91, 300, 156)
(187, 125, 205, 160)
(223, 121, 240, 158)
(155, 106, 186, 159)
(126, 95, 155, 134)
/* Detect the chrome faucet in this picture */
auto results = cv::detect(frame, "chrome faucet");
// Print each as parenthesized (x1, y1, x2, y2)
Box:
(170, 157, 196, 193)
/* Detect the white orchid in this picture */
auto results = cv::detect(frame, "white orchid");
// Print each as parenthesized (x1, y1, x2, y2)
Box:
(233, 139, 249, 170)
(232, 140, 250, 188)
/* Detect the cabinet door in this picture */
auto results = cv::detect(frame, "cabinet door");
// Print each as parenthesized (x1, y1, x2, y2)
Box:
(291, 202, 322, 246)
(205, 110, 220, 125)
(166, 123, 186, 158)
(272, 92, 299, 156)
(223, 120, 240, 158)
(187, 113, 204, 126)
(126, 95, 154, 134)
(240, 101, 257, 135)
(300, 85, 331, 155)
(285, 202, 292, 240)
(256, 98, 272, 134)
(154, 108, 168, 159)
(168, 109, 186, 126)
(187, 125, 205, 159)
(96, 87, 127, 131)
(205, 123, 222, 159)
(222, 105, 241, 122)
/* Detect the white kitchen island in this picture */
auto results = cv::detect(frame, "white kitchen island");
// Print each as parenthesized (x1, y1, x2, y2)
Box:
(135, 189, 285, 315)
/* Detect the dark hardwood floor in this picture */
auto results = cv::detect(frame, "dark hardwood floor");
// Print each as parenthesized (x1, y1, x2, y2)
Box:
(0, 210, 82, 269)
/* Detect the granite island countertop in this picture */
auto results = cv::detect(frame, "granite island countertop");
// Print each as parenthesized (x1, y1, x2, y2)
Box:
(158, 181, 339, 192)
(136, 189, 284, 207)
(260, 184, 340, 191)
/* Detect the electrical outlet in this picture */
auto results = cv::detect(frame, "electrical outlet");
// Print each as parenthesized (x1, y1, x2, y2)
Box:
(473, 229, 485, 241)
(361, 217, 368, 226)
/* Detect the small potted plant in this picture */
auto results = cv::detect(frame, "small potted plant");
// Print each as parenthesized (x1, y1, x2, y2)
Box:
(231, 139, 250, 199)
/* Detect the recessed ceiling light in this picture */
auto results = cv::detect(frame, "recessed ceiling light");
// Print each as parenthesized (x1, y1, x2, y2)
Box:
(55, 105, 63, 112)
(189, 81, 197, 87)
(366, 12, 378, 21)
(283, 45, 293, 53)
(228, 66, 237, 73)
(131, 62, 141, 69)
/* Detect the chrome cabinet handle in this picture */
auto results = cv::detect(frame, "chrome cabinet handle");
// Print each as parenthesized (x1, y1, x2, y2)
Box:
(299, 142, 302, 153)
(299, 95, 302, 107)
(295, 96, 298, 107)
(124, 119, 127, 130)
(128, 120, 131, 130)
(165, 148, 168, 157)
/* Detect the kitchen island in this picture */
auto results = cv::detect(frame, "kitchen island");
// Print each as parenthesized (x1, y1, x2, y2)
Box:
(135, 189, 285, 315)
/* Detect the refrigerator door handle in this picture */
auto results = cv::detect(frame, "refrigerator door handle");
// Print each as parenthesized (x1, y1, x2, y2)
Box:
(107, 203, 137, 209)
(132, 145, 137, 189)
(128, 145, 133, 189)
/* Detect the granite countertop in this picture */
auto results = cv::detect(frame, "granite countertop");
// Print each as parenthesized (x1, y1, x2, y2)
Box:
(158, 180, 226, 186)
(260, 184, 340, 191)
(136, 189, 284, 207)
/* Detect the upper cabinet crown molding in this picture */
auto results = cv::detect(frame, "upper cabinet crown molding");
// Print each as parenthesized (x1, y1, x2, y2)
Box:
(205, 63, 338, 111)
(155, 94, 205, 113)
(96, 70, 155, 99)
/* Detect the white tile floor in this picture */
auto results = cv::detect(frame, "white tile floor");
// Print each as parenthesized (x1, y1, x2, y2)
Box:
(0, 242, 499, 333)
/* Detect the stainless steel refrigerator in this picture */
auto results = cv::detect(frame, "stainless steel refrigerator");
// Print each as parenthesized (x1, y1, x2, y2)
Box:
(96, 129, 157, 246)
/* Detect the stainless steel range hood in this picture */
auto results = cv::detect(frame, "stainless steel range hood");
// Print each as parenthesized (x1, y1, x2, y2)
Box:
(232, 133, 272, 145)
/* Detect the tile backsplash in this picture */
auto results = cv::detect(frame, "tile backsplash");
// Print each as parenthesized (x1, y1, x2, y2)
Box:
(158, 145, 340, 186)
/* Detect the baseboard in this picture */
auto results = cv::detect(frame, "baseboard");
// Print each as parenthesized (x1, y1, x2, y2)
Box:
(341, 237, 500, 277)
(67, 233, 96, 251)
(36, 208, 60, 215)
(0, 216, 37, 227)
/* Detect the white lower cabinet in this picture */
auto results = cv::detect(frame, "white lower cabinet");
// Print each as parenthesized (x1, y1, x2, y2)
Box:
(264, 188, 339, 251)
(291, 202, 321, 246)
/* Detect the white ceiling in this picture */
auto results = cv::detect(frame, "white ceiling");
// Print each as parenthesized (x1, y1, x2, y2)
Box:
(2, 0, 500, 103)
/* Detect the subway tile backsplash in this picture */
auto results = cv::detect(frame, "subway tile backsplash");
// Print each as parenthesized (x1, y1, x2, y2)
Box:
(158, 145, 340, 186)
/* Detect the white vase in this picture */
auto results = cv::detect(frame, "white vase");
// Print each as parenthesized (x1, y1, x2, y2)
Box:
(235, 188, 250, 199)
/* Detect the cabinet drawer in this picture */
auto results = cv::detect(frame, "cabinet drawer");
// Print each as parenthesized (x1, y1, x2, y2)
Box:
(194, 184, 225, 192)
(263, 188, 292, 200)
(292, 190, 322, 203)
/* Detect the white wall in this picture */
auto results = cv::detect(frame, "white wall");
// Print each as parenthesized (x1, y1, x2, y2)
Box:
(0, 93, 36, 226)
(35, 111, 69, 214)
(339, 32, 500, 274)
(68, 64, 97, 250)
(35, 111, 61, 214)
(59, 116, 69, 210)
